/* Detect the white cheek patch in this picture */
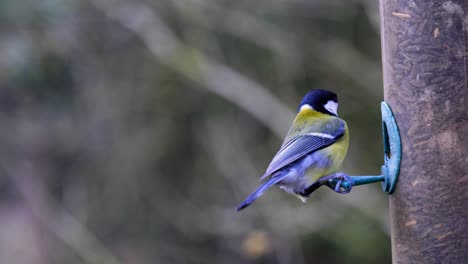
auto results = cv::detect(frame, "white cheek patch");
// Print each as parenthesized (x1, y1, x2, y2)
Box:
(299, 104, 313, 111)
(324, 100, 338, 116)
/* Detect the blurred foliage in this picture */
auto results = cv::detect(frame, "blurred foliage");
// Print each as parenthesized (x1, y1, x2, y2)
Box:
(0, 0, 390, 263)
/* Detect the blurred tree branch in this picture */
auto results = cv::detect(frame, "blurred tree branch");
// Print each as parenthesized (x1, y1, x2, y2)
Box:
(172, 0, 298, 61)
(172, 0, 382, 97)
(91, 0, 294, 138)
(2, 161, 121, 264)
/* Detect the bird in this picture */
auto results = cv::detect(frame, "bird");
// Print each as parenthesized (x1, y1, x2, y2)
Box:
(236, 89, 349, 211)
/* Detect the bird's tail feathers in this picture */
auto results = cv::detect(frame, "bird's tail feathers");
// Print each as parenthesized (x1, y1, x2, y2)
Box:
(236, 176, 284, 211)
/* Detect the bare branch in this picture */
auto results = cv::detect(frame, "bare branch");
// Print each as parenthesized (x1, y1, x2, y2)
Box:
(91, 0, 294, 138)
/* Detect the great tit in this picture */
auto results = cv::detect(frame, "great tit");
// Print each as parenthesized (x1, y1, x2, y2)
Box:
(237, 89, 349, 211)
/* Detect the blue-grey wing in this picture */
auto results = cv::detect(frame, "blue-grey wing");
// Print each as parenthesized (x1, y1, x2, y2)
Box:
(260, 120, 345, 180)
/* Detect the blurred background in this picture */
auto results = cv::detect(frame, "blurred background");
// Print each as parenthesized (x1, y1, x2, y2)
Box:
(0, 0, 389, 263)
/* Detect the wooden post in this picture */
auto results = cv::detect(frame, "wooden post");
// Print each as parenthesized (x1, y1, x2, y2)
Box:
(379, 0, 468, 263)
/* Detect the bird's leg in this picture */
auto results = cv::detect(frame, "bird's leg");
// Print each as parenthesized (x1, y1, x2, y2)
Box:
(300, 174, 337, 196)
(300, 173, 354, 197)
(300, 181, 323, 197)
(325, 173, 353, 194)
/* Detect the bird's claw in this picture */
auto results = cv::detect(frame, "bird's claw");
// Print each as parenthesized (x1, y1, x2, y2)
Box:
(302, 173, 354, 197)
(327, 173, 353, 194)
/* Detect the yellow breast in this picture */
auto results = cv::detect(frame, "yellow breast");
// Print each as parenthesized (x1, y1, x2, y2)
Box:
(306, 123, 349, 182)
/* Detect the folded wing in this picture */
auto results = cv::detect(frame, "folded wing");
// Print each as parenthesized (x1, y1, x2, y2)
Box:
(260, 119, 345, 181)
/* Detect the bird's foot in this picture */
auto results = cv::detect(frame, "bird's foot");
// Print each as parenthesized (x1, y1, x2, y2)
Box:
(300, 173, 354, 197)
(325, 173, 353, 194)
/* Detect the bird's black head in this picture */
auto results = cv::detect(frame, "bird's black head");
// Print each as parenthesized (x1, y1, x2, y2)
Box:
(298, 89, 339, 116)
